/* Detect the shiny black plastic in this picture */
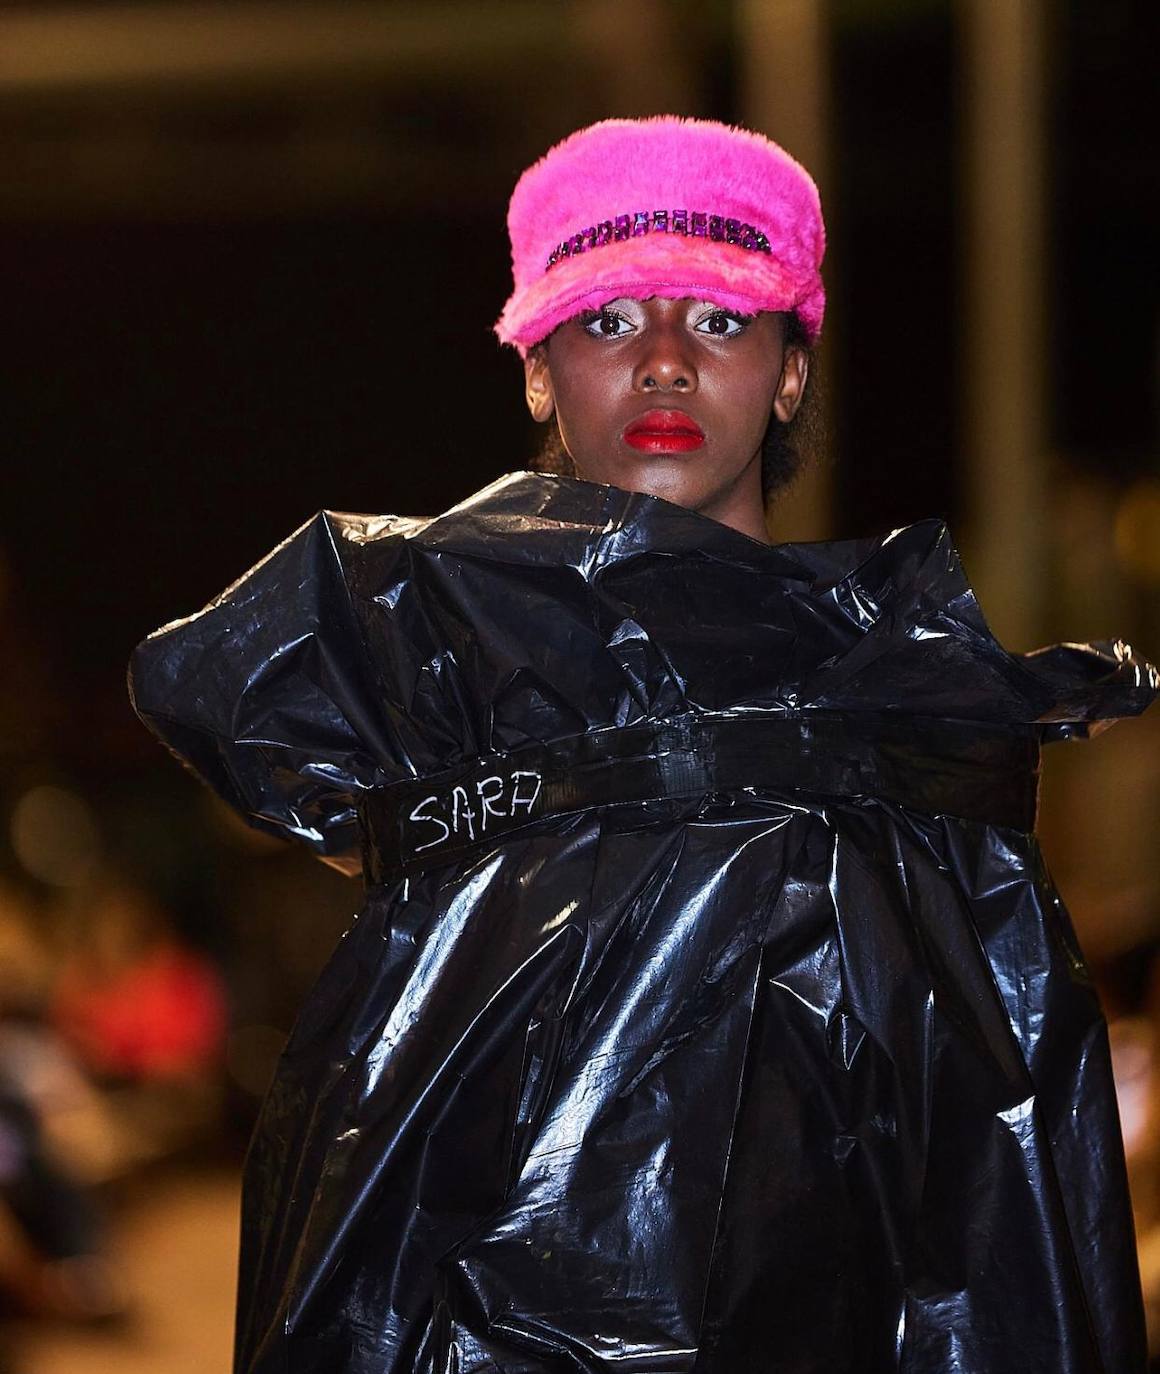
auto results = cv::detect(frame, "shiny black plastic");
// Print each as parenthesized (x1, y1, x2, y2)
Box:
(130, 472, 1158, 1373)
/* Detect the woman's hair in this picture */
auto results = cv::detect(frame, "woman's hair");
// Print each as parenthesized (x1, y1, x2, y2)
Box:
(528, 311, 819, 503)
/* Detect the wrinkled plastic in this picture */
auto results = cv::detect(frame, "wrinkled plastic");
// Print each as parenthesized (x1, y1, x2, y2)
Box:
(130, 472, 1158, 1374)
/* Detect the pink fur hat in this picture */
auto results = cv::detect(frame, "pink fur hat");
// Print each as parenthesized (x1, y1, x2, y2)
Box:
(494, 115, 825, 355)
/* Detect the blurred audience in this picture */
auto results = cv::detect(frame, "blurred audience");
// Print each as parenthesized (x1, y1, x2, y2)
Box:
(0, 880, 127, 1346)
(52, 879, 225, 1085)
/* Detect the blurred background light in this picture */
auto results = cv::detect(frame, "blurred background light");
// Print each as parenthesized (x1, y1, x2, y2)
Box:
(1114, 479, 1160, 586)
(10, 786, 101, 889)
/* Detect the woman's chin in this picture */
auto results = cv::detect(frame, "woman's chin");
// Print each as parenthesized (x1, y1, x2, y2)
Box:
(572, 454, 710, 508)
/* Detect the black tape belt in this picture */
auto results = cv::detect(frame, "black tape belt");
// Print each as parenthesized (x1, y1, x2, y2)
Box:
(358, 713, 1041, 882)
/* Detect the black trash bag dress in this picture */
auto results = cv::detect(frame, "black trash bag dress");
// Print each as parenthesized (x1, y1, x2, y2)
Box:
(130, 471, 1158, 1374)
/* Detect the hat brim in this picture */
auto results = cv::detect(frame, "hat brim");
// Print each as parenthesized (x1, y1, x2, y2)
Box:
(495, 234, 824, 356)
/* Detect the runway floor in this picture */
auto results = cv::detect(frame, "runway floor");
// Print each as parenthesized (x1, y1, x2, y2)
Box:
(13, 1168, 240, 1374)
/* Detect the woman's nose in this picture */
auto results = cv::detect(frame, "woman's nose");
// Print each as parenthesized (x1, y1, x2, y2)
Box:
(631, 321, 698, 393)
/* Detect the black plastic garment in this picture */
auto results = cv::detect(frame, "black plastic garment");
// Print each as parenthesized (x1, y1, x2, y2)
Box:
(130, 472, 1158, 1374)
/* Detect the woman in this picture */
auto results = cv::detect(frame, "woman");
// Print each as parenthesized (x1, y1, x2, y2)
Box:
(131, 117, 1156, 1373)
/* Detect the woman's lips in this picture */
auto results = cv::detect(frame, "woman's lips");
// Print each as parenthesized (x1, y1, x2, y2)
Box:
(623, 409, 706, 454)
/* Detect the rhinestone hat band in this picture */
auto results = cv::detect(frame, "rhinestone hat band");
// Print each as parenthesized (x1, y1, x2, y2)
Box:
(545, 210, 772, 273)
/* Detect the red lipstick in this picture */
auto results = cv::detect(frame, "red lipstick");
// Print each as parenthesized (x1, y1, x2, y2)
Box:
(623, 409, 705, 454)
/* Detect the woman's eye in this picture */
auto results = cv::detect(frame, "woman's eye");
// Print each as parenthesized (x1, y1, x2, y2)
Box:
(582, 310, 635, 338)
(695, 310, 748, 338)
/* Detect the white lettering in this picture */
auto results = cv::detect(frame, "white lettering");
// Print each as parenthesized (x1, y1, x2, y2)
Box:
(404, 769, 544, 854)
(476, 774, 507, 831)
(451, 785, 477, 842)
(409, 795, 450, 852)
(510, 770, 543, 817)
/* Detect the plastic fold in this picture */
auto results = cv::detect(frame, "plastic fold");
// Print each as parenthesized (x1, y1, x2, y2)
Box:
(130, 472, 1159, 1374)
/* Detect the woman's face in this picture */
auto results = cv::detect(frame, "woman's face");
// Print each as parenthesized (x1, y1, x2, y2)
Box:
(523, 297, 808, 542)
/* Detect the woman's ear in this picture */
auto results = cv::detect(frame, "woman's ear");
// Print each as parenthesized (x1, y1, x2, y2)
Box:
(772, 346, 809, 424)
(524, 347, 556, 423)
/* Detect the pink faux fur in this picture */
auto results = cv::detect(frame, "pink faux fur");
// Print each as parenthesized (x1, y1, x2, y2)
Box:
(494, 116, 825, 355)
